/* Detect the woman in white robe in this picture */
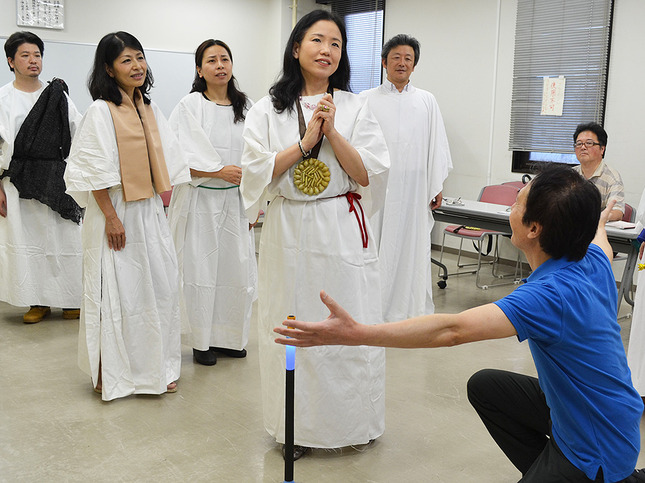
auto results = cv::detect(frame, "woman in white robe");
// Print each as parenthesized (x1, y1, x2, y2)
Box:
(64, 32, 190, 401)
(627, 187, 645, 396)
(168, 39, 257, 366)
(241, 10, 389, 454)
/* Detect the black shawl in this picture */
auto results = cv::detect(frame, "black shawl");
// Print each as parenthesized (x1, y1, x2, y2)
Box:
(3, 78, 82, 224)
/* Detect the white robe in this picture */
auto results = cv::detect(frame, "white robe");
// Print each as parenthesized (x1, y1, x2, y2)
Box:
(167, 92, 257, 351)
(64, 100, 191, 401)
(241, 91, 390, 448)
(0, 81, 83, 308)
(627, 187, 645, 394)
(362, 81, 453, 321)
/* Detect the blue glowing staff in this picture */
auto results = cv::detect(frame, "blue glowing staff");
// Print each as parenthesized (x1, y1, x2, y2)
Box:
(284, 315, 296, 483)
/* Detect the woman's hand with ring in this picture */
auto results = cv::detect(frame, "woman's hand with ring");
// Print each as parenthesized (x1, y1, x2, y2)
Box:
(318, 93, 336, 136)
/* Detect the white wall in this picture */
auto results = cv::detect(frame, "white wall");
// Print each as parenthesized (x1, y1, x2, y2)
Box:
(1, 0, 641, 202)
(603, 0, 645, 207)
(0, 0, 285, 105)
(384, 0, 644, 208)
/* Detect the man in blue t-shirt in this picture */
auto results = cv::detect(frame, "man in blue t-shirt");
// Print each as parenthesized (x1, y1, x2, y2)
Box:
(274, 166, 644, 482)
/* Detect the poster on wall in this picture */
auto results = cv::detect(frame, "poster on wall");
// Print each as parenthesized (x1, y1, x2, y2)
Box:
(16, 0, 65, 30)
(540, 76, 566, 116)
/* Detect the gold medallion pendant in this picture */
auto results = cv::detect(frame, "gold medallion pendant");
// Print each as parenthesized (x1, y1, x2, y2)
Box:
(293, 158, 331, 196)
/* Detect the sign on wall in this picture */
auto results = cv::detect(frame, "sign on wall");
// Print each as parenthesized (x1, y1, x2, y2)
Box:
(16, 0, 65, 30)
(540, 76, 566, 116)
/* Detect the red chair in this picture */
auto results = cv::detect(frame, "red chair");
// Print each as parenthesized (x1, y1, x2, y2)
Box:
(501, 181, 526, 189)
(159, 188, 173, 208)
(502, 174, 532, 190)
(159, 187, 173, 215)
(623, 203, 634, 222)
(613, 204, 635, 270)
(439, 184, 523, 289)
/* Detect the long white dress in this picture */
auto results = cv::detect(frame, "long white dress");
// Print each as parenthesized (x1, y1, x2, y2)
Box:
(362, 80, 452, 321)
(167, 92, 257, 352)
(64, 100, 191, 401)
(626, 187, 645, 394)
(0, 81, 82, 308)
(241, 91, 390, 448)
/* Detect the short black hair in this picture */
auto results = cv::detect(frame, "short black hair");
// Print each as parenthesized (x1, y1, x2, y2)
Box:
(4, 31, 44, 72)
(88, 31, 154, 105)
(381, 34, 420, 66)
(574, 122, 608, 157)
(522, 165, 601, 261)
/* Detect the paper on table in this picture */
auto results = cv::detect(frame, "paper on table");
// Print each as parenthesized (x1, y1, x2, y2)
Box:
(606, 220, 636, 230)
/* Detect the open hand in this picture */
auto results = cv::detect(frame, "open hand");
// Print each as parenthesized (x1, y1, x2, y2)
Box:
(273, 290, 361, 347)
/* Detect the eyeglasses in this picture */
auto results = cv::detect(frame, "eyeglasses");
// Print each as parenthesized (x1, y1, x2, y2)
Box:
(573, 141, 602, 149)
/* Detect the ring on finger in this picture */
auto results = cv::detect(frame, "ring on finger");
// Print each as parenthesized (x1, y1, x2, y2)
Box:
(320, 105, 330, 112)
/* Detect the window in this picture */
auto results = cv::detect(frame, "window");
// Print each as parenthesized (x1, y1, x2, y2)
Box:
(324, 0, 385, 93)
(509, 0, 614, 172)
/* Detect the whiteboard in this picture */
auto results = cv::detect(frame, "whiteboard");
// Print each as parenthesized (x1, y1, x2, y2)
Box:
(0, 38, 196, 117)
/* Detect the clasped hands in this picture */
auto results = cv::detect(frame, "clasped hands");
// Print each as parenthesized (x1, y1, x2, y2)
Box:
(300, 93, 336, 153)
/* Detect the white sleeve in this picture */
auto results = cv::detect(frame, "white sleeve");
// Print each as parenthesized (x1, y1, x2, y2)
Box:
(64, 101, 122, 207)
(152, 103, 191, 186)
(240, 98, 277, 222)
(168, 97, 224, 175)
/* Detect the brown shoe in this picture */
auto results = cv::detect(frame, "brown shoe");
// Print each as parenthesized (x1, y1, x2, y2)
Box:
(23, 306, 51, 324)
(62, 309, 80, 319)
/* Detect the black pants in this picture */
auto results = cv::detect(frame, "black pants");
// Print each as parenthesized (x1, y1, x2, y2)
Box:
(467, 369, 604, 482)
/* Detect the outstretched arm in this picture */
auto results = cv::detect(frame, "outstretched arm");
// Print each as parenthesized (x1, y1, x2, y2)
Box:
(591, 199, 616, 262)
(274, 290, 517, 349)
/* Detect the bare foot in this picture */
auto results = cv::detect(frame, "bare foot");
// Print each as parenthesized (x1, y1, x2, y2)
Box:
(93, 365, 102, 394)
(167, 381, 177, 393)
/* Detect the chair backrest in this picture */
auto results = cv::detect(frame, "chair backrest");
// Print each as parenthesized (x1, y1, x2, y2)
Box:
(478, 184, 520, 207)
(623, 203, 634, 222)
(501, 181, 526, 189)
(160, 188, 173, 208)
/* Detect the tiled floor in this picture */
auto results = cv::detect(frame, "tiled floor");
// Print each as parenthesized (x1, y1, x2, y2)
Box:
(0, 251, 642, 482)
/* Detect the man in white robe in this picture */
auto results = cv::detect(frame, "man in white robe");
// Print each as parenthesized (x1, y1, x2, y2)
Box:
(362, 34, 452, 322)
(0, 31, 82, 323)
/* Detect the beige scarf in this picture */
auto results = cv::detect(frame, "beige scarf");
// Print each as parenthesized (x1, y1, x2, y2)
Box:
(106, 88, 171, 202)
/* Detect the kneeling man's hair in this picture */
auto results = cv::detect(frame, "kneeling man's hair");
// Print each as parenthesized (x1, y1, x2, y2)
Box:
(523, 165, 601, 261)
